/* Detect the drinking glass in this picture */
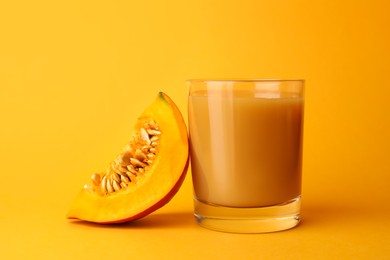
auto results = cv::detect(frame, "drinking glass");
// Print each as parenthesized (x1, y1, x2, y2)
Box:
(188, 79, 304, 233)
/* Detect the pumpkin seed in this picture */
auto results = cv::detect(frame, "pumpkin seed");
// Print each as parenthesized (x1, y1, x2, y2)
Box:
(130, 158, 146, 168)
(91, 173, 101, 186)
(113, 180, 121, 191)
(111, 173, 121, 183)
(135, 149, 147, 161)
(150, 136, 159, 142)
(148, 120, 159, 130)
(120, 174, 130, 184)
(140, 128, 151, 145)
(101, 176, 107, 194)
(147, 129, 161, 136)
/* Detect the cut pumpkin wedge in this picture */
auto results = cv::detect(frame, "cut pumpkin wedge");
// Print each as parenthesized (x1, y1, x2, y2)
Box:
(67, 92, 189, 224)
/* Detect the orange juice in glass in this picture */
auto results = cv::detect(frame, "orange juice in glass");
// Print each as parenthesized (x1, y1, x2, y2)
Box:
(188, 79, 304, 233)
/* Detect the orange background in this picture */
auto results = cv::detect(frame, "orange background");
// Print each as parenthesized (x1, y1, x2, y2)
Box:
(1, 0, 389, 259)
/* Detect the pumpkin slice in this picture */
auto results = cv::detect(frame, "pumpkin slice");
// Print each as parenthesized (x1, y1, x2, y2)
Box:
(67, 92, 189, 224)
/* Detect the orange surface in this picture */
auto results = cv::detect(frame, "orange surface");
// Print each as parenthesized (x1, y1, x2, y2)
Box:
(1, 0, 390, 259)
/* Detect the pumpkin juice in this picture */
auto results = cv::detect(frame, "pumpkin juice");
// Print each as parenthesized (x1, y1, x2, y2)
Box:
(189, 92, 303, 208)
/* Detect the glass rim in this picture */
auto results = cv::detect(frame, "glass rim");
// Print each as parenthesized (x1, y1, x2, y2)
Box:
(187, 79, 304, 83)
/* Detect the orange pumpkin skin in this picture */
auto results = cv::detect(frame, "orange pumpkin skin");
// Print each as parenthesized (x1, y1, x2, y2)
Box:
(67, 92, 189, 224)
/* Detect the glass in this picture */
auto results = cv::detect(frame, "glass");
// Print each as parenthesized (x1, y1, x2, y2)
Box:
(188, 79, 304, 233)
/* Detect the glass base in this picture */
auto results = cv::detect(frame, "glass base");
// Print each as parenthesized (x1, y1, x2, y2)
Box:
(194, 196, 301, 233)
